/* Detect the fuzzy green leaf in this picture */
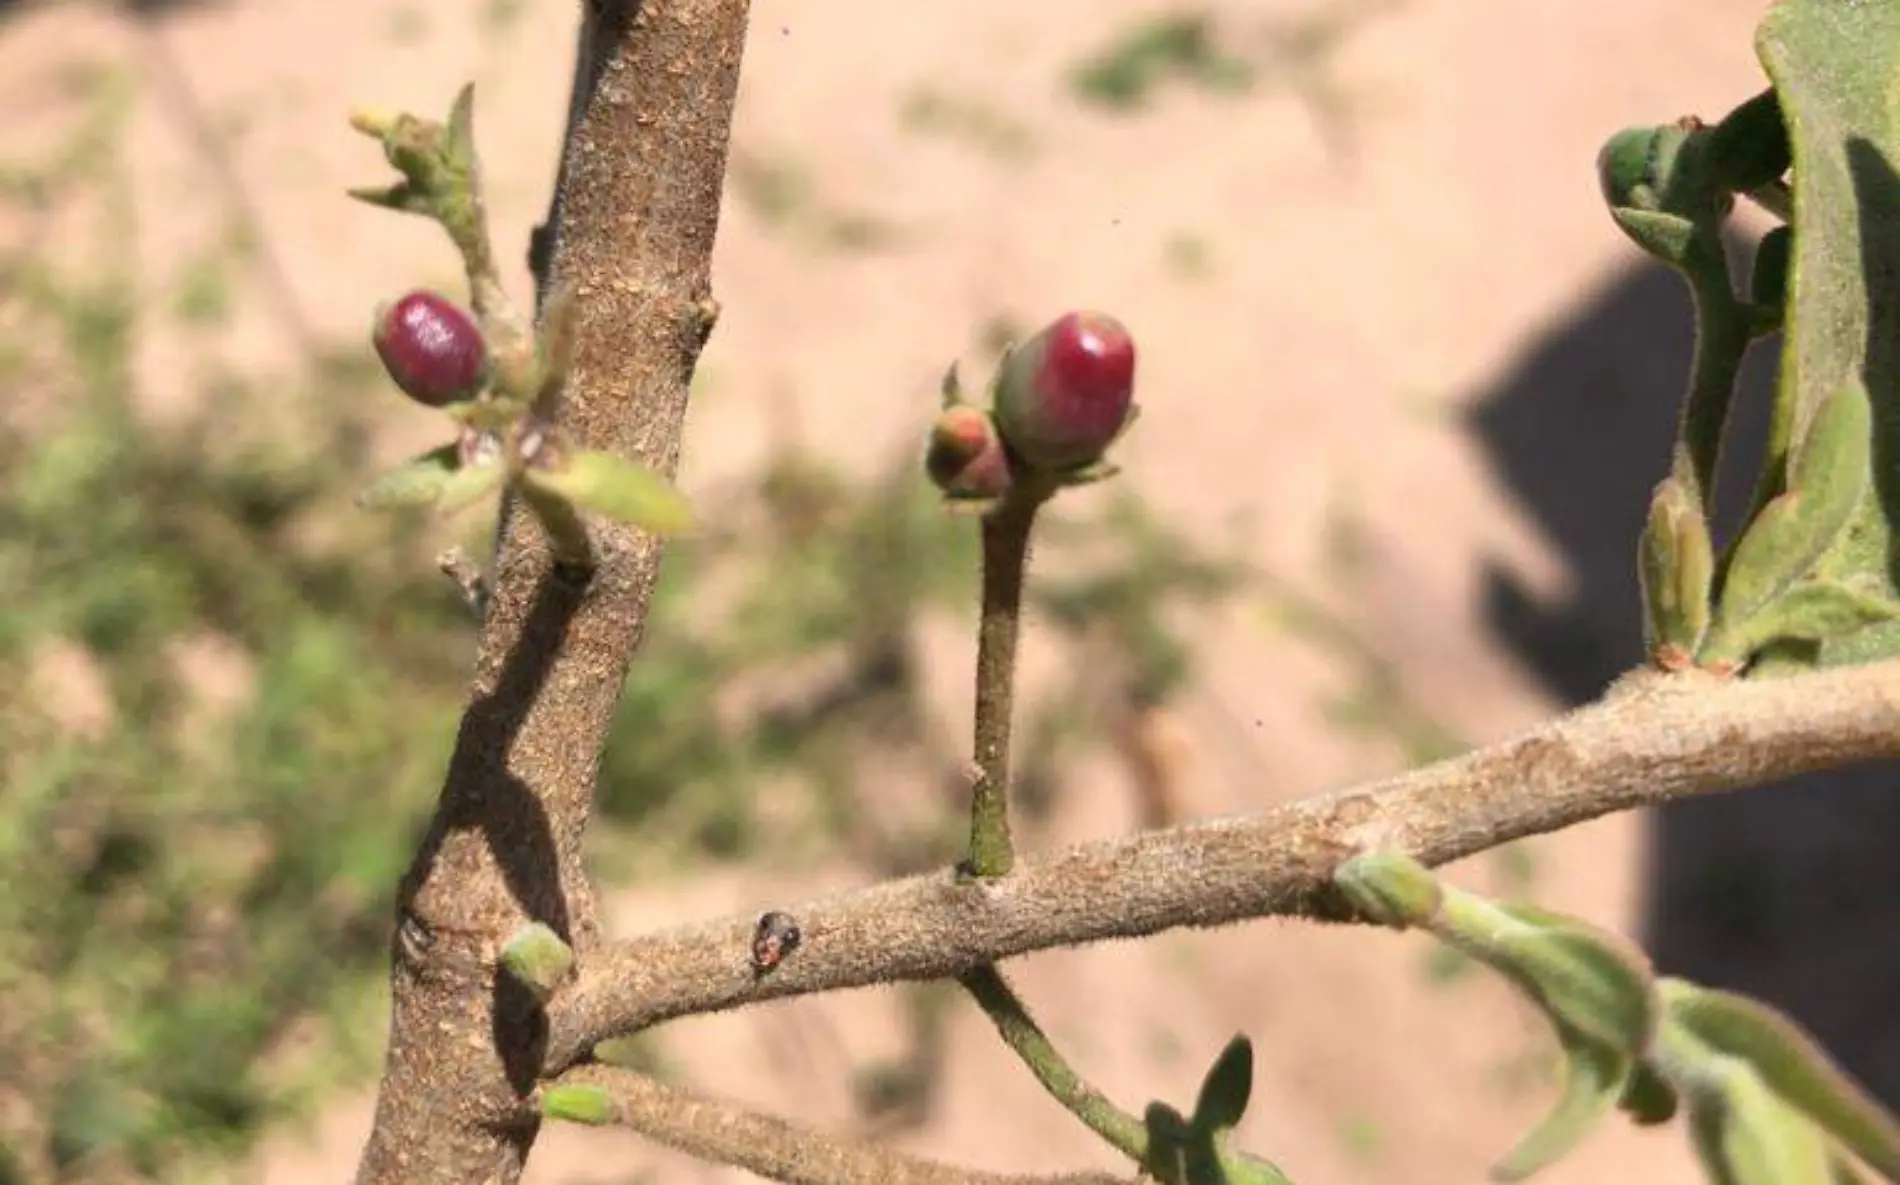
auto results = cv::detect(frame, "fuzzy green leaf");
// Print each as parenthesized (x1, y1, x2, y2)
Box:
(1713, 381, 1869, 630)
(1689, 1060, 1834, 1185)
(1192, 1036, 1254, 1135)
(346, 181, 433, 217)
(1731, 580, 1900, 654)
(1663, 981, 1900, 1180)
(1450, 898, 1658, 1057)
(522, 450, 694, 535)
(443, 83, 477, 178)
(356, 443, 461, 511)
(1608, 207, 1699, 265)
(1753, 1, 1900, 665)
(1707, 89, 1790, 195)
(1492, 1029, 1631, 1182)
(437, 456, 508, 516)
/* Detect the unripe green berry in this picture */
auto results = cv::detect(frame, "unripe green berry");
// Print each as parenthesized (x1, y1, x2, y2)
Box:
(373, 290, 488, 407)
(926, 405, 1012, 501)
(992, 310, 1137, 471)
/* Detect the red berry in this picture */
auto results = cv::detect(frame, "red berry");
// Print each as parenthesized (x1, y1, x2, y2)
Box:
(373, 290, 488, 407)
(925, 405, 1012, 501)
(992, 311, 1136, 471)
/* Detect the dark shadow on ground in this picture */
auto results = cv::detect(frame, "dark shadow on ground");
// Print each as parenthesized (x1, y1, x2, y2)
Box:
(1464, 249, 1900, 1105)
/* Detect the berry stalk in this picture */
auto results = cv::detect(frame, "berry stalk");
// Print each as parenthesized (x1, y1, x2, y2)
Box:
(965, 486, 1047, 878)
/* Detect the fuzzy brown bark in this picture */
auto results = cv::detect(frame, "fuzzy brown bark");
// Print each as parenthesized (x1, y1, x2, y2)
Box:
(539, 660, 1900, 1071)
(352, 3, 751, 1182)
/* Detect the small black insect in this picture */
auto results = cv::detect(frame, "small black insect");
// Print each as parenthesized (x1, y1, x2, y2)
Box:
(751, 911, 802, 975)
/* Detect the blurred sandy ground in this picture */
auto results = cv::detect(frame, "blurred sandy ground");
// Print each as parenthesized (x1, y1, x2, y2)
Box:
(0, 1, 1784, 1182)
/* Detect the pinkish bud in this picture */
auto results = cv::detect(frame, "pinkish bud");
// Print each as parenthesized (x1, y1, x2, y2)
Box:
(992, 311, 1136, 471)
(373, 290, 488, 407)
(926, 405, 1013, 501)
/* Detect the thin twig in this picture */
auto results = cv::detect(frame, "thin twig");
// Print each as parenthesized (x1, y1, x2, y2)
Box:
(960, 966, 1150, 1161)
(543, 1064, 1133, 1185)
(544, 660, 1900, 1070)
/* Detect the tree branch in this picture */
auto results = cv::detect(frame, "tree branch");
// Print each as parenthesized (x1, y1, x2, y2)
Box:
(352, 3, 751, 1183)
(544, 661, 1900, 1070)
(542, 1064, 1133, 1185)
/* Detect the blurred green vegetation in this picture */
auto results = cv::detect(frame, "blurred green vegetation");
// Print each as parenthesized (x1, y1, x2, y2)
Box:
(1067, 12, 1254, 112)
(0, 72, 1247, 1184)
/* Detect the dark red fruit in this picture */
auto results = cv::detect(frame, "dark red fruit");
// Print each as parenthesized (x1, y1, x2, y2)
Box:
(925, 405, 1012, 501)
(992, 311, 1136, 471)
(373, 290, 488, 407)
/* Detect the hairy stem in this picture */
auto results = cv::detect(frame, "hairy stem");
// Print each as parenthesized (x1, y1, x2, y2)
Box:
(544, 1065, 1132, 1185)
(961, 966, 1150, 1161)
(544, 660, 1900, 1070)
(967, 492, 1047, 877)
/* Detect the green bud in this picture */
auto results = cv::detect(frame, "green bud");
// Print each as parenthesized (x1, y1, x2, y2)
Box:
(1638, 476, 1715, 667)
(1620, 1060, 1680, 1127)
(540, 1082, 615, 1126)
(1333, 852, 1444, 929)
(1597, 123, 1694, 213)
(498, 922, 574, 1001)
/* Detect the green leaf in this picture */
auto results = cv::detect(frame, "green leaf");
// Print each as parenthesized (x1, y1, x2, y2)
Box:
(1689, 1059, 1834, 1185)
(1192, 1036, 1253, 1134)
(522, 450, 694, 535)
(356, 443, 460, 510)
(1492, 1030, 1630, 1182)
(1732, 580, 1900, 653)
(1704, 378, 1872, 665)
(1450, 898, 1658, 1057)
(1662, 981, 1900, 1180)
(540, 1082, 615, 1126)
(1608, 207, 1699, 265)
(437, 456, 509, 515)
(345, 180, 433, 217)
(1707, 89, 1790, 194)
(1753, 1, 1900, 665)
(443, 82, 477, 178)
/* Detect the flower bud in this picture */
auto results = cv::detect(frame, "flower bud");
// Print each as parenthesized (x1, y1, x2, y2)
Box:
(992, 310, 1136, 471)
(373, 290, 487, 407)
(1596, 124, 1692, 213)
(926, 405, 1013, 501)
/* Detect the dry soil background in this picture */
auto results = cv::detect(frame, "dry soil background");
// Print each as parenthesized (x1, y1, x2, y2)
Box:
(0, 0, 1800, 1182)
